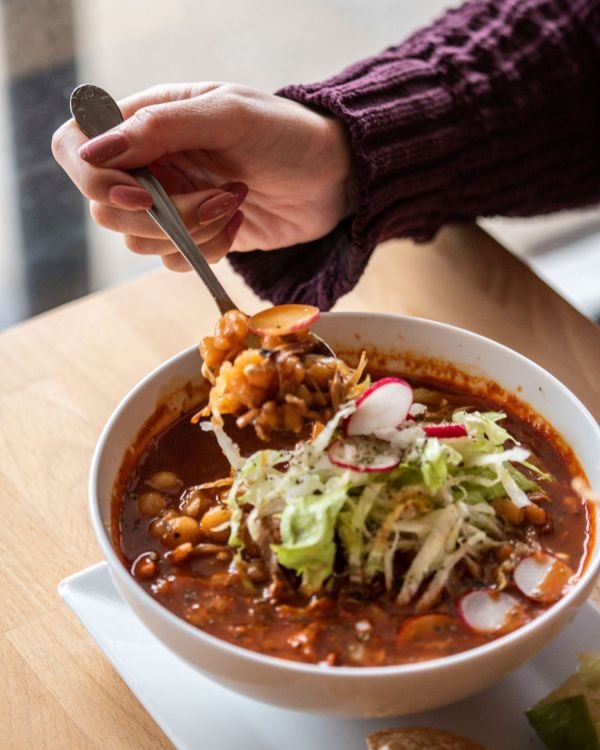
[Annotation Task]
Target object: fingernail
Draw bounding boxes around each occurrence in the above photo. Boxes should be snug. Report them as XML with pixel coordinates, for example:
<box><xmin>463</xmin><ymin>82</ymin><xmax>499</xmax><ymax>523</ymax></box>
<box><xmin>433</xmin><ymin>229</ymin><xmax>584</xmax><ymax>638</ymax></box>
<box><xmin>109</xmin><ymin>185</ymin><xmax>153</xmax><ymax>210</ymax></box>
<box><xmin>226</xmin><ymin>210</ymin><xmax>243</xmax><ymax>240</ymax></box>
<box><xmin>220</xmin><ymin>181</ymin><xmax>249</xmax><ymax>201</ymax></box>
<box><xmin>197</xmin><ymin>193</ymin><xmax>237</xmax><ymax>224</ymax></box>
<box><xmin>80</xmin><ymin>131</ymin><xmax>129</xmax><ymax>163</ymax></box>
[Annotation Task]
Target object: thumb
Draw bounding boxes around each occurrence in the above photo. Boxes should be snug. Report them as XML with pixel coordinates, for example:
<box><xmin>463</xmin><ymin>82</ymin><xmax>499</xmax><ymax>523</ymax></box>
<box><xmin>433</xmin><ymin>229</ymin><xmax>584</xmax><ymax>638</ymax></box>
<box><xmin>79</xmin><ymin>90</ymin><xmax>234</xmax><ymax>169</ymax></box>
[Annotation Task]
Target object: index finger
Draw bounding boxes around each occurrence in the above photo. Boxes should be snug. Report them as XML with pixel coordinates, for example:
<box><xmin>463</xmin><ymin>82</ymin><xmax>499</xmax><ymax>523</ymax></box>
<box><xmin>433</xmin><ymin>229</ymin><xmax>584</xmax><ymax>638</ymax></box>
<box><xmin>117</xmin><ymin>82</ymin><xmax>222</xmax><ymax>118</ymax></box>
<box><xmin>51</xmin><ymin>117</ymin><xmax>144</xmax><ymax>201</ymax></box>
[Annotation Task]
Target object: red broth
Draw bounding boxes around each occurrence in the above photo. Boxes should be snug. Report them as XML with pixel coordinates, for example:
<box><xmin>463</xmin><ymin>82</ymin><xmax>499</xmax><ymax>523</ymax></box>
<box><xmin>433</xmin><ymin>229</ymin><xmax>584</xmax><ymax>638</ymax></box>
<box><xmin>112</xmin><ymin>374</ymin><xmax>593</xmax><ymax>667</ymax></box>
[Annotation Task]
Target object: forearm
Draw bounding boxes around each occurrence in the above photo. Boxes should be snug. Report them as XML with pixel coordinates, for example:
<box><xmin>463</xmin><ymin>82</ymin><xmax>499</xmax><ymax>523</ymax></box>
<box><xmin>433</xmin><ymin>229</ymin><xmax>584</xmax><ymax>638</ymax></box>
<box><xmin>328</xmin><ymin>0</ymin><xmax>600</xmax><ymax>235</ymax></box>
<box><xmin>230</xmin><ymin>0</ymin><xmax>600</xmax><ymax>309</ymax></box>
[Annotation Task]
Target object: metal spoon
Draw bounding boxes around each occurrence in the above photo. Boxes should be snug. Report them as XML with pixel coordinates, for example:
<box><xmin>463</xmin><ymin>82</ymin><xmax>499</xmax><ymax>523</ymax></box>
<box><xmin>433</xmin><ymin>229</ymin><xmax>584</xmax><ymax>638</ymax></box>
<box><xmin>70</xmin><ymin>84</ymin><xmax>335</xmax><ymax>355</ymax></box>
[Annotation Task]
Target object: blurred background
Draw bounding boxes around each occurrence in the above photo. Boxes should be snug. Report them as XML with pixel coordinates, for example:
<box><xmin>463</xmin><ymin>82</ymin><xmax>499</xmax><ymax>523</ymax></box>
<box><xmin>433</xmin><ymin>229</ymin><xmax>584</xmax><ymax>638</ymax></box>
<box><xmin>0</xmin><ymin>0</ymin><xmax>599</xmax><ymax>331</ymax></box>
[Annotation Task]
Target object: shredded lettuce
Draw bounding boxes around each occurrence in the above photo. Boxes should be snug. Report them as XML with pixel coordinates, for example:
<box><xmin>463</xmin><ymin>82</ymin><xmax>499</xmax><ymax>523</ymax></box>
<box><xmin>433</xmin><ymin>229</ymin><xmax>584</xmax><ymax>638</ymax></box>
<box><xmin>200</xmin><ymin>420</ymin><xmax>245</xmax><ymax>470</ymax></box>
<box><xmin>421</xmin><ymin>438</ymin><xmax>463</xmax><ymax>492</ymax></box>
<box><xmin>273</xmin><ymin>486</ymin><xmax>347</xmax><ymax>593</ymax></box>
<box><xmin>453</xmin><ymin>410</ymin><xmax>515</xmax><ymax>448</ymax></box>
<box><xmin>397</xmin><ymin>504</ymin><xmax>463</xmax><ymax>604</ymax></box>
<box><xmin>216</xmin><ymin>403</ymin><xmax>545</xmax><ymax>599</ymax></box>
<box><xmin>338</xmin><ymin>483</ymin><xmax>381</xmax><ymax>583</ymax></box>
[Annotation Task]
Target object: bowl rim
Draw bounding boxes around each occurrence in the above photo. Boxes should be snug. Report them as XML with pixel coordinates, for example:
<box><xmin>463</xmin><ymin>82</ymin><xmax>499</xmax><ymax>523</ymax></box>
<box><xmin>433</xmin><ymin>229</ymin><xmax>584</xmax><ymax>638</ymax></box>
<box><xmin>89</xmin><ymin>312</ymin><xmax>600</xmax><ymax>678</ymax></box>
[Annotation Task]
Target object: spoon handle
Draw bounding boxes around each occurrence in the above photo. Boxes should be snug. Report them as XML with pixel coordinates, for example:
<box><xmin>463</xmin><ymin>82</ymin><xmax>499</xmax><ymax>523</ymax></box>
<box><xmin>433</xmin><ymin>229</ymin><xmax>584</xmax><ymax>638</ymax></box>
<box><xmin>70</xmin><ymin>84</ymin><xmax>238</xmax><ymax>315</ymax></box>
<box><xmin>133</xmin><ymin>166</ymin><xmax>238</xmax><ymax>313</ymax></box>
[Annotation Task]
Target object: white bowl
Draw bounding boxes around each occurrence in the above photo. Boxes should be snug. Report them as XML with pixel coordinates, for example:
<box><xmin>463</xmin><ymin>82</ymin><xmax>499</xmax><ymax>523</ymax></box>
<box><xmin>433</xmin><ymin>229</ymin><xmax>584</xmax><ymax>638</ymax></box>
<box><xmin>89</xmin><ymin>313</ymin><xmax>600</xmax><ymax>717</ymax></box>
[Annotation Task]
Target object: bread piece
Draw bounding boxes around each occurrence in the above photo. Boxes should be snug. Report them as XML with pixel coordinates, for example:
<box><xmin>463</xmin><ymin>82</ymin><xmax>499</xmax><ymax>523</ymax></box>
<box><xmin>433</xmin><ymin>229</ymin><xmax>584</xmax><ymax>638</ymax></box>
<box><xmin>366</xmin><ymin>726</ymin><xmax>486</xmax><ymax>750</ymax></box>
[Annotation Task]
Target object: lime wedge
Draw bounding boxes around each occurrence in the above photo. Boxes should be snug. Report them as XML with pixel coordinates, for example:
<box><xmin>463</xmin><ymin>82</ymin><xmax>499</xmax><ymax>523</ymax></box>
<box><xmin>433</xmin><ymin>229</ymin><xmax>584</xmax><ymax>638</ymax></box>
<box><xmin>526</xmin><ymin>694</ymin><xmax>600</xmax><ymax>750</ymax></box>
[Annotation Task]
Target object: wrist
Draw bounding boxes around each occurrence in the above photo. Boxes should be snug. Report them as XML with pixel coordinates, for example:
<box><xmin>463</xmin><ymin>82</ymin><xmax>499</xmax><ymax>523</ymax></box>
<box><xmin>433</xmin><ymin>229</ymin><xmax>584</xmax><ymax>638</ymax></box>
<box><xmin>321</xmin><ymin>114</ymin><xmax>356</xmax><ymax>218</ymax></box>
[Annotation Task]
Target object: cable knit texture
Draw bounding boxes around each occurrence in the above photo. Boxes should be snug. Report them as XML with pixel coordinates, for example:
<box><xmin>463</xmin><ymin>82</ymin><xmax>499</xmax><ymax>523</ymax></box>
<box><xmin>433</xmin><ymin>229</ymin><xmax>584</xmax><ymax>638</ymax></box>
<box><xmin>229</xmin><ymin>0</ymin><xmax>600</xmax><ymax>310</ymax></box>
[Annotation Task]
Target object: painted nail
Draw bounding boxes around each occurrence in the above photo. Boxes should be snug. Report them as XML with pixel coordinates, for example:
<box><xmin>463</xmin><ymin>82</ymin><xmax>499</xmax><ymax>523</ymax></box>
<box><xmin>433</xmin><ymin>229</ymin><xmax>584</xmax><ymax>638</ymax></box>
<box><xmin>80</xmin><ymin>131</ymin><xmax>129</xmax><ymax>163</ymax></box>
<box><xmin>109</xmin><ymin>185</ymin><xmax>153</xmax><ymax>210</ymax></box>
<box><xmin>226</xmin><ymin>210</ymin><xmax>244</xmax><ymax>240</ymax></box>
<box><xmin>220</xmin><ymin>181</ymin><xmax>249</xmax><ymax>201</ymax></box>
<box><xmin>197</xmin><ymin>192</ymin><xmax>238</xmax><ymax>224</ymax></box>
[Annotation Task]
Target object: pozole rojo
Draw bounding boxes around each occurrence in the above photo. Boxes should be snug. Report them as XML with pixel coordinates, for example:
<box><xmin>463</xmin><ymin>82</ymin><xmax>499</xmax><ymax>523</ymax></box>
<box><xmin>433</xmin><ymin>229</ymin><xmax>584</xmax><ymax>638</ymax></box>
<box><xmin>112</xmin><ymin>307</ymin><xmax>595</xmax><ymax>667</ymax></box>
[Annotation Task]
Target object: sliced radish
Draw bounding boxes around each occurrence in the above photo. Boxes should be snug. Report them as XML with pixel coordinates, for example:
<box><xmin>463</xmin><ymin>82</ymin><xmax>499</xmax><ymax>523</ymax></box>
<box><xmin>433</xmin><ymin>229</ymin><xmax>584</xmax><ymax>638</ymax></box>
<box><xmin>459</xmin><ymin>589</ymin><xmax>529</xmax><ymax>635</ymax></box>
<box><xmin>248</xmin><ymin>304</ymin><xmax>320</xmax><ymax>337</ymax></box>
<box><xmin>345</xmin><ymin>377</ymin><xmax>413</xmax><ymax>437</ymax></box>
<box><xmin>422</xmin><ymin>424</ymin><xmax>468</xmax><ymax>439</ymax></box>
<box><xmin>408</xmin><ymin>403</ymin><xmax>427</xmax><ymax>417</ymax></box>
<box><xmin>328</xmin><ymin>436</ymin><xmax>400</xmax><ymax>473</ymax></box>
<box><xmin>514</xmin><ymin>552</ymin><xmax>574</xmax><ymax>603</ymax></box>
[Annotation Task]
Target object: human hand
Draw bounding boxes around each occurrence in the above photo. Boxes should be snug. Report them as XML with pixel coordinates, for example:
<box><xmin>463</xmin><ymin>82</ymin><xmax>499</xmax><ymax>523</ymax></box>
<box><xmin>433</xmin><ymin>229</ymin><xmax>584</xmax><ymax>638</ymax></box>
<box><xmin>52</xmin><ymin>83</ymin><xmax>353</xmax><ymax>271</ymax></box>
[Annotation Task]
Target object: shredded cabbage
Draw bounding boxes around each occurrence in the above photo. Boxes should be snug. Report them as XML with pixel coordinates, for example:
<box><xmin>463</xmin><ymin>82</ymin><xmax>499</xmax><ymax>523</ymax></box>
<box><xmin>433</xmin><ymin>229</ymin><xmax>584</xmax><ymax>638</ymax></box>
<box><xmin>216</xmin><ymin>404</ymin><xmax>546</xmax><ymax>600</ymax></box>
<box><xmin>200</xmin><ymin>420</ymin><xmax>245</xmax><ymax>470</ymax></box>
<box><xmin>272</xmin><ymin>485</ymin><xmax>348</xmax><ymax>593</ymax></box>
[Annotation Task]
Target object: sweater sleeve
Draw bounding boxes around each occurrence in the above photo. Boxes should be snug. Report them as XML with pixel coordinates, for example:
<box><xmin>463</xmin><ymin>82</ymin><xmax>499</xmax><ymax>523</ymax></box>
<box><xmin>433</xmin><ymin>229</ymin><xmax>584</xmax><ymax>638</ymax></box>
<box><xmin>229</xmin><ymin>0</ymin><xmax>600</xmax><ymax>310</ymax></box>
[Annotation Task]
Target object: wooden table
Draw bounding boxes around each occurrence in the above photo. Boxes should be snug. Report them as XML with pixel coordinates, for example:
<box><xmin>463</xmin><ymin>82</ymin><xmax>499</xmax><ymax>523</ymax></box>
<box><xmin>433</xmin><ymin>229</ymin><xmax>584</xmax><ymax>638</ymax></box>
<box><xmin>2</xmin><ymin>224</ymin><xmax>599</xmax><ymax>749</ymax></box>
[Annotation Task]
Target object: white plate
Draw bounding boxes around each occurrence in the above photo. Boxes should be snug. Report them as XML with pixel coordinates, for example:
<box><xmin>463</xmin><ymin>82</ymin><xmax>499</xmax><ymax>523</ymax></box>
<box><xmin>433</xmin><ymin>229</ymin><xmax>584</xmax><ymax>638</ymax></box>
<box><xmin>60</xmin><ymin>562</ymin><xmax>600</xmax><ymax>750</ymax></box>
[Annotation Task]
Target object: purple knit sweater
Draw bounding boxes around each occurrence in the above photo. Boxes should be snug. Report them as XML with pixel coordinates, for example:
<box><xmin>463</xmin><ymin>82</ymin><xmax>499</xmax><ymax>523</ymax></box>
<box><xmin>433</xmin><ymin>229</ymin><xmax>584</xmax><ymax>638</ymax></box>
<box><xmin>229</xmin><ymin>0</ymin><xmax>600</xmax><ymax>310</ymax></box>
